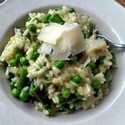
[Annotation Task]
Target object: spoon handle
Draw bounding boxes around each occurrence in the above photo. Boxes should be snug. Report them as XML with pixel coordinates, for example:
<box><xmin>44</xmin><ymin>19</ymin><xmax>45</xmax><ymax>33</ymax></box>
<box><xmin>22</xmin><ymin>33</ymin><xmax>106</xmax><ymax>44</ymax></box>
<box><xmin>96</xmin><ymin>34</ymin><xmax>125</xmax><ymax>51</ymax></box>
<box><xmin>109</xmin><ymin>42</ymin><xmax>125</xmax><ymax>50</ymax></box>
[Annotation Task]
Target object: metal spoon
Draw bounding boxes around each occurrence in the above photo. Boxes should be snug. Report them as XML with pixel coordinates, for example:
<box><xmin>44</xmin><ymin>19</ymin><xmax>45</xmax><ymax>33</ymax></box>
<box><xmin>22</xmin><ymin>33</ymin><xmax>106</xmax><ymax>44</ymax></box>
<box><xmin>96</xmin><ymin>34</ymin><xmax>125</xmax><ymax>50</ymax></box>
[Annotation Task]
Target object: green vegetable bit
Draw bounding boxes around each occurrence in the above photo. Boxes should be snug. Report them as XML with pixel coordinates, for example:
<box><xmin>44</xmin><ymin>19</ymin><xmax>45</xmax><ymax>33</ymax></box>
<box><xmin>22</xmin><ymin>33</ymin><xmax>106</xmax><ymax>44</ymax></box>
<box><xmin>75</xmin><ymin>92</ymin><xmax>83</xmax><ymax>100</ymax></box>
<box><xmin>30</xmin><ymin>51</ymin><xmax>39</xmax><ymax>61</ymax></box>
<box><xmin>72</xmin><ymin>75</ymin><xmax>82</xmax><ymax>84</ymax></box>
<box><xmin>20</xmin><ymin>57</ymin><xmax>28</xmax><ymax>65</ymax></box>
<box><xmin>69</xmin><ymin>8</ymin><xmax>75</xmax><ymax>13</ymax></box>
<box><xmin>14</xmin><ymin>47</ymin><xmax>22</xmax><ymax>53</ymax></box>
<box><xmin>57</xmin><ymin>94</ymin><xmax>65</xmax><ymax>103</ymax></box>
<box><xmin>27</xmin><ymin>24</ymin><xmax>36</xmax><ymax>31</ymax></box>
<box><xmin>70</xmin><ymin>56</ymin><xmax>77</xmax><ymax>64</ymax></box>
<box><xmin>30</xmin><ymin>45</ymin><xmax>39</xmax><ymax>61</ymax></box>
<box><xmin>27</xmin><ymin>17</ymin><xmax>31</xmax><ymax>21</ymax></box>
<box><xmin>83</xmin><ymin>22</ymin><xmax>95</xmax><ymax>38</ymax></box>
<box><xmin>92</xmin><ymin>68</ymin><xmax>99</xmax><ymax>75</ymax></box>
<box><xmin>55</xmin><ymin>60</ymin><xmax>65</xmax><ymax>69</ymax></box>
<box><xmin>29</xmin><ymin>82</ymin><xmax>35</xmax><ymax>97</ymax></box>
<box><xmin>0</xmin><ymin>56</ymin><xmax>6</xmax><ymax>66</ymax></box>
<box><xmin>109</xmin><ymin>49</ymin><xmax>116</xmax><ymax>65</ymax></box>
<box><xmin>62</xmin><ymin>89</ymin><xmax>71</xmax><ymax>98</ymax></box>
<box><xmin>43</xmin><ymin>82</ymin><xmax>50</xmax><ymax>88</ymax></box>
<box><xmin>17</xmin><ymin>66</ymin><xmax>28</xmax><ymax>90</ymax></box>
<box><xmin>45</xmin><ymin>13</ymin><xmax>52</xmax><ymax>20</ymax></box>
<box><xmin>102</xmin><ymin>70</ymin><xmax>110</xmax><ymax>88</ymax></box>
<box><xmin>111</xmin><ymin>58</ymin><xmax>116</xmax><ymax>65</ymax></box>
<box><xmin>49</xmin><ymin>14</ymin><xmax>65</xmax><ymax>25</ymax></box>
<box><xmin>42</xmin><ymin>13</ymin><xmax>52</xmax><ymax>24</ymax></box>
<box><xmin>39</xmin><ymin>64</ymin><xmax>44</xmax><ymax>69</ymax></box>
<box><xmin>19</xmin><ymin>90</ymin><xmax>29</xmax><ymax>101</ymax></box>
<box><xmin>42</xmin><ymin>19</ymin><xmax>49</xmax><ymax>24</ymax></box>
<box><xmin>47</xmin><ymin>108</ymin><xmax>55</xmax><ymax>116</ymax></box>
<box><xmin>29</xmin><ymin>84</ymin><xmax>49</xmax><ymax>105</ymax></box>
<box><xmin>92</xmin><ymin>80</ymin><xmax>101</xmax><ymax>89</ymax></box>
<box><xmin>11</xmin><ymin>88</ymin><xmax>20</xmax><ymax>98</ymax></box>
<box><xmin>15</xmin><ymin>54</ymin><xmax>23</xmax><ymax>61</ymax></box>
<box><xmin>88</xmin><ymin>60</ymin><xmax>96</xmax><ymax>70</ymax></box>
<box><xmin>9</xmin><ymin>59</ymin><xmax>18</xmax><ymax>67</ymax></box>
<box><xmin>64</xmin><ymin>107</ymin><xmax>75</xmax><ymax>114</ymax></box>
<box><xmin>97</xmin><ymin>56</ymin><xmax>105</xmax><ymax>64</ymax></box>
<box><xmin>32</xmin><ymin>45</ymin><xmax>38</xmax><ymax>51</ymax></box>
<box><xmin>29</xmin><ymin>33</ymin><xmax>37</xmax><ymax>41</ymax></box>
<box><xmin>10</xmin><ymin>81</ymin><xmax>16</xmax><ymax>90</ymax></box>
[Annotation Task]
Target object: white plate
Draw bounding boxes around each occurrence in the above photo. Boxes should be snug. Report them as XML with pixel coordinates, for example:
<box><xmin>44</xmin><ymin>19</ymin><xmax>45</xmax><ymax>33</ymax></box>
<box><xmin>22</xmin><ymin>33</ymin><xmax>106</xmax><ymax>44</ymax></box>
<box><xmin>0</xmin><ymin>0</ymin><xmax>125</xmax><ymax>125</ymax></box>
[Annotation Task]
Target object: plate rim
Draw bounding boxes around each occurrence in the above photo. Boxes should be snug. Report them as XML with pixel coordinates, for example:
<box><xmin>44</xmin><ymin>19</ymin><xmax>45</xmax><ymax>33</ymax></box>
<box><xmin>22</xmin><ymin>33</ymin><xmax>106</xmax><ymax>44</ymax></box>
<box><xmin>0</xmin><ymin>0</ymin><xmax>125</xmax><ymax>125</ymax></box>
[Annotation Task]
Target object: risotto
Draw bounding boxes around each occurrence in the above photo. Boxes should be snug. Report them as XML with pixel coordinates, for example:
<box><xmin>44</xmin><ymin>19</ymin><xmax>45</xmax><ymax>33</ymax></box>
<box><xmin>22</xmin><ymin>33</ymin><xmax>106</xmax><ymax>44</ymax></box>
<box><xmin>0</xmin><ymin>6</ymin><xmax>116</xmax><ymax>116</ymax></box>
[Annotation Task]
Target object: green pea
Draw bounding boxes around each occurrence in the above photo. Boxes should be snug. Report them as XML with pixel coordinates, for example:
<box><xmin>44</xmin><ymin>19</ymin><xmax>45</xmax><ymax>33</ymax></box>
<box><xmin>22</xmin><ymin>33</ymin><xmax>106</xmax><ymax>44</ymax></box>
<box><xmin>72</xmin><ymin>75</ymin><xmax>82</xmax><ymax>84</ymax></box>
<box><xmin>69</xmin><ymin>8</ymin><xmax>75</xmax><ymax>13</ymax></box>
<box><xmin>14</xmin><ymin>47</ymin><xmax>22</xmax><ymax>53</ymax></box>
<box><xmin>30</xmin><ymin>51</ymin><xmax>39</xmax><ymax>61</ymax></box>
<box><xmin>88</xmin><ymin>60</ymin><xmax>96</xmax><ymax>70</ymax></box>
<box><xmin>62</xmin><ymin>89</ymin><xmax>71</xmax><ymax>98</ymax></box>
<box><xmin>11</xmin><ymin>88</ymin><xmax>20</xmax><ymax>98</ymax></box>
<box><xmin>9</xmin><ymin>59</ymin><xmax>18</xmax><ymax>67</ymax></box>
<box><xmin>55</xmin><ymin>60</ymin><xmax>65</xmax><ymax>69</ymax></box>
<box><xmin>32</xmin><ymin>45</ymin><xmax>38</xmax><ymax>52</ymax></box>
<box><xmin>42</xmin><ymin>14</ymin><xmax>52</xmax><ymax>24</ymax></box>
<box><xmin>15</xmin><ymin>54</ymin><xmax>23</xmax><ymax>61</ymax></box>
<box><xmin>19</xmin><ymin>90</ymin><xmax>29</xmax><ymax>101</ymax></box>
<box><xmin>70</xmin><ymin>56</ymin><xmax>77</xmax><ymax>64</ymax></box>
<box><xmin>10</xmin><ymin>81</ymin><xmax>15</xmax><ymax>90</ymax></box>
<box><xmin>27</xmin><ymin>24</ymin><xmax>36</xmax><ymax>31</ymax></box>
<box><xmin>92</xmin><ymin>68</ymin><xmax>99</xmax><ymax>75</ymax></box>
<box><xmin>57</xmin><ymin>94</ymin><xmax>65</xmax><ymax>103</ymax></box>
<box><xmin>20</xmin><ymin>57</ymin><xmax>28</xmax><ymax>65</ymax></box>
<box><xmin>92</xmin><ymin>80</ymin><xmax>101</xmax><ymax>89</ymax></box>
<box><xmin>47</xmin><ymin>108</ymin><xmax>55</xmax><ymax>116</ymax></box>
<box><xmin>49</xmin><ymin>14</ymin><xmax>65</xmax><ymax>25</ymax></box>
